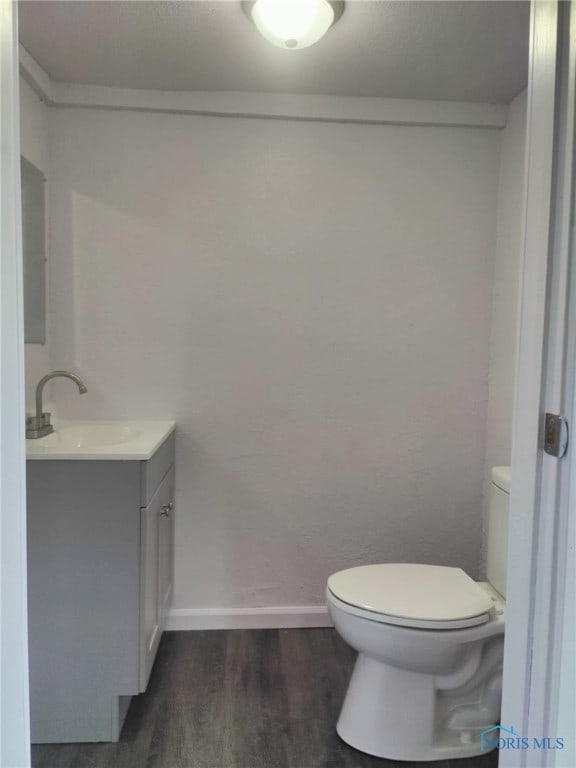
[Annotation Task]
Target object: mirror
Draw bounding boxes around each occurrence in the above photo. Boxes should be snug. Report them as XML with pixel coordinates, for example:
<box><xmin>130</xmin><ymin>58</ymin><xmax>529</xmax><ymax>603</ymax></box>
<box><xmin>21</xmin><ymin>156</ymin><xmax>46</xmax><ymax>344</ymax></box>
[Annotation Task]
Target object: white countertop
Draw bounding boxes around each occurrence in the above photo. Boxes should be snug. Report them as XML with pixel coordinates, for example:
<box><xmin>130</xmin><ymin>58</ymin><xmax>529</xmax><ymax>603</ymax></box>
<box><xmin>26</xmin><ymin>420</ymin><xmax>176</xmax><ymax>460</ymax></box>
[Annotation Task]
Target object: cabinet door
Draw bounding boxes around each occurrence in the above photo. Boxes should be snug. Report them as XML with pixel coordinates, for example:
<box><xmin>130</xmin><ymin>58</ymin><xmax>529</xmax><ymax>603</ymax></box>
<box><xmin>158</xmin><ymin>477</ymin><xmax>174</xmax><ymax>633</ymax></box>
<box><xmin>140</xmin><ymin>467</ymin><xmax>174</xmax><ymax>691</ymax></box>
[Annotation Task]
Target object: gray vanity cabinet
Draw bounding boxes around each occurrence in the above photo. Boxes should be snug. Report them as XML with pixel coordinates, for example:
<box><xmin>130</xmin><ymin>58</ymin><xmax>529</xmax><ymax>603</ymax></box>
<box><xmin>27</xmin><ymin>432</ymin><xmax>175</xmax><ymax>743</ymax></box>
<box><xmin>140</xmin><ymin>468</ymin><xmax>174</xmax><ymax>690</ymax></box>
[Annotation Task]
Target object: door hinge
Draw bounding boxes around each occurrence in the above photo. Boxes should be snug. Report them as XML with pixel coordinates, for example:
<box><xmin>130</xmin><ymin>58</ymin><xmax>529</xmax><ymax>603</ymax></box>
<box><xmin>544</xmin><ymin>413</ymin><xmax>569</xmax><ymax>458</ymax></box>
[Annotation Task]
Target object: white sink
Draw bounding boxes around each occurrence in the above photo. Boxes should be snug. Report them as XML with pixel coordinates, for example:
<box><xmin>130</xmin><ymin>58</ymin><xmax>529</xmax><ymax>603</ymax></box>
<box><xmin>38</xmin><ymin>424</ymin><xmax>142</xmax><ymax>449</ymax></box>
<box><xmin>26</xmin><ymin>420</ymin><xmax>175</xmax><ymax>460</ymax></box>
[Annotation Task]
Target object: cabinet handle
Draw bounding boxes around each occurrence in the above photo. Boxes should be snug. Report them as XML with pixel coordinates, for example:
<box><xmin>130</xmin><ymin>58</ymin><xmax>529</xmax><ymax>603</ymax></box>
<box><xmin>160</xmin><ymin>502</ymin><xmax>173</xmax><ymax>518</ymax></box>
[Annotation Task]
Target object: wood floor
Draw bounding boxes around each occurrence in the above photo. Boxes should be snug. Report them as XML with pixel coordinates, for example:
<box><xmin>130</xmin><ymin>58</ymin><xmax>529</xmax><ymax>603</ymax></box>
<box><xmin>32</xmin><ymin>629</ymin><xmax>499</xmax><ymax>768</ymax></box>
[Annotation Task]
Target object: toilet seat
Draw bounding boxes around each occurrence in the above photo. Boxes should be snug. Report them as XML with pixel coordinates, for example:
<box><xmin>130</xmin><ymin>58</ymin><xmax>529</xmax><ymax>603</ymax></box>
<box><xmin>327</xmin><ymin>564</ymin><xmax>495</xmax><ymax>630</ymax></box>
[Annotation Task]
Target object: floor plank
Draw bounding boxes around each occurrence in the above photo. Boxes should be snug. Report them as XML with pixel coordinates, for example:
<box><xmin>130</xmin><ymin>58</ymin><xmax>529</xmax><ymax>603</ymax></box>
<box><xmin>32</xmin><ymin>629</ymin><xmax>499</xmax><ymax>768</ymax></box>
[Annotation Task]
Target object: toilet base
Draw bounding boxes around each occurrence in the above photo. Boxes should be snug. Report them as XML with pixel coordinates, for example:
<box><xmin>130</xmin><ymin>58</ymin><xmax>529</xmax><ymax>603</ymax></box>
<box><xmin>337</xmin><ymin>653</ymin><xmax>496</xmax><ymax>762</ymax></box>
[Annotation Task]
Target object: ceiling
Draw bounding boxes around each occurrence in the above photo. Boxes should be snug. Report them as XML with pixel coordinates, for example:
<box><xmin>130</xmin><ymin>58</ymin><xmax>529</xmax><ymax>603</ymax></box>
<box><xmin>18</xmin><ymin>1</ymin><xmax>529</xmax><ymax>103</ymax></box>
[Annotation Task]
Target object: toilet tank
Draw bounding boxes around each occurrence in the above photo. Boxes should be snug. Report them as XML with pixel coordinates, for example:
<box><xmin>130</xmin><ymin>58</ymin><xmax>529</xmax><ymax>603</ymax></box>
<box><xmin>486</xmin><ymin>466</ymin><xmax>511</xmax><ymax>598</ymax></box>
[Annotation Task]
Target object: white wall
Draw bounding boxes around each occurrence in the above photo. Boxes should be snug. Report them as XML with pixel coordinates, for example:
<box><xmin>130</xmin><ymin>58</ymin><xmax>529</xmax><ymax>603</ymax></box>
<box><xmin>46</xmin><ymin>107</ymin><xmax>500</xmax><ymax>614</ymax></box>
<box><xmin>484</xmin><ymin>90</ymin><xmax>527</xmax><ymax>471</ymax></box>
<box><xmin>20</xmin><ymin>77</ymin><xmax>51</xmax><ymax>411</ymax></box>
<box><xmin>482</xmin><ymin>90</ymin><xmax>526</xmax><ymax>573</ymax></box>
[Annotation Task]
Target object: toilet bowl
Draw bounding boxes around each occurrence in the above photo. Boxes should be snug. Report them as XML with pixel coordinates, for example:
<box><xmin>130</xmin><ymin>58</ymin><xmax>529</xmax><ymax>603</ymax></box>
<box><xmin>326</xmin><ymin>466</ymin><xmax>510</xmax><ymax>762</ymax></box>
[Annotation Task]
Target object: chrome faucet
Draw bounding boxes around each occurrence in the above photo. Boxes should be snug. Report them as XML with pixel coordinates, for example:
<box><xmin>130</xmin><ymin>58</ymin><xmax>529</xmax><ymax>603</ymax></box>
<box><xmin>26</xmin><ymin>371</ymin><xmax>88</xmax><ymax>439</ymax></box>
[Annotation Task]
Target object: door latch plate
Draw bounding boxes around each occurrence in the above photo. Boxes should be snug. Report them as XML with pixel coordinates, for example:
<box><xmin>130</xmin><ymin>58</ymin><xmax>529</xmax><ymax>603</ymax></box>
<box><xmin>544</xmin><ymin>413</ymin><xmax>569</xmax><ymax>458</ymax></box>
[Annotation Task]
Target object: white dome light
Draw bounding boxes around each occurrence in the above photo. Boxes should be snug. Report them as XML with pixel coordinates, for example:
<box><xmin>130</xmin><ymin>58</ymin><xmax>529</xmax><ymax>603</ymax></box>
<box><xmin>250</xmin><ymin>0</ymin><xmax>339</xmax><ymax>50</ymax></box>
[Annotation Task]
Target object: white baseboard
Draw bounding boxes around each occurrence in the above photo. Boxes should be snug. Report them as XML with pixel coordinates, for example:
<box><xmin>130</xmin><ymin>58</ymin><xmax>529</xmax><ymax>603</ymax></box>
<box><xmin>166</xmin><ymin>605</ymin><xmax>333</xmax><ymax>631</ymax></box>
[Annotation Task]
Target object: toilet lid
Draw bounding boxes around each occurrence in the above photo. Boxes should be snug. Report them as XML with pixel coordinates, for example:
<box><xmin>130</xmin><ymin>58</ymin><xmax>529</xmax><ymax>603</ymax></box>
<box><xmin>327</xmin><ymin>564</ymin><xmax>494</xmax><ymax>629</ymax></box>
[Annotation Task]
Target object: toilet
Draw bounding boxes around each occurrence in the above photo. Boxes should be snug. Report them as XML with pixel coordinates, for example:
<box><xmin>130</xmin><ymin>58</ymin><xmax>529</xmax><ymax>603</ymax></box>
<box><xmin>326</xmin><ymin>466</ymin><xmax>510</xmax><ymax>762</ymax></box>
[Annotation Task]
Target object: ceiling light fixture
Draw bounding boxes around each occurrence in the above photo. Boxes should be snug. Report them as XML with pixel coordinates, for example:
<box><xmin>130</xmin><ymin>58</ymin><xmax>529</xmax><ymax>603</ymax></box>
<box><xmin>243</xmin><ymin>0</ymin><xmax>344</xmax><ymax>50</ymax></box>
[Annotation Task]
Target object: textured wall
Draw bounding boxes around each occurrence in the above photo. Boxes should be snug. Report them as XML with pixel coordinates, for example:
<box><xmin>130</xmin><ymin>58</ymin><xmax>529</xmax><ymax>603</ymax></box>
<box><xmin>484</xmin><ymin>90</ymin><xmax>527</xmax><ymax>470</ymax></box>
<box><xmin>46</xmin><ymin>107</ymin><xmax>500</xmax><ymax>610</ymax></box>
<box><xmin>481</xmin><ymin>90</ymin><xmax>526</xmax><ymax>574</ymax></box>
<box><xmin>20</xmin><ymin>77</ymin><xmax>51</xmax><ymax>411</ymax></box>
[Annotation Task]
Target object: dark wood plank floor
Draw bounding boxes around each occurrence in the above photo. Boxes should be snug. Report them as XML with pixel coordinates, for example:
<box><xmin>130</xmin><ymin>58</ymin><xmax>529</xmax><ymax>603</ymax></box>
<box><xmin>32</xmin><ymin>629</ymin><xmax>499</xmax><ymax>768</ymax></box>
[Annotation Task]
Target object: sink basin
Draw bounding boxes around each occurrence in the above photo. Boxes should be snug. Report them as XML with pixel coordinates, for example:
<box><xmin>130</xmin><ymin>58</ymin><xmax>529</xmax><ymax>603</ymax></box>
<box><xmin>39</xmin><ymin>424</ymin><xmax>142</xmax><ymax>449</ymax></box>
<box><xmin>26</xmin><ymin>420</ymin><xmax>175</xmax><ymax>460</ymax></box>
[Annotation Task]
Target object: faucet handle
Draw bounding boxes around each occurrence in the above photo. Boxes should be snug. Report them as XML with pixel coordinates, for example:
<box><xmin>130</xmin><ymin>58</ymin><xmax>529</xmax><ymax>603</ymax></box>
<box><xmin>27</xmin><ymin>412</ymin><xmax>50</xmax><ymax>426</ymax></box>
<box><xmin>26</xmin><ymin>412</ymin><xmax>54</xmax><ymax>439</ymax></box>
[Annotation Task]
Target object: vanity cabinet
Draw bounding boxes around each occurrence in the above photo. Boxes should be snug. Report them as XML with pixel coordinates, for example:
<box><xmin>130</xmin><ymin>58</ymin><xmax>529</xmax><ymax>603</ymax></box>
<box><xmin>27</xmin><ymin>430</ymin><xmax>175</xmax><ymax>743</ymax></box>
<box><xmin>141</xmin><ymin>462</ymin><xmax>174</xmax><ymax>689</ymax></box>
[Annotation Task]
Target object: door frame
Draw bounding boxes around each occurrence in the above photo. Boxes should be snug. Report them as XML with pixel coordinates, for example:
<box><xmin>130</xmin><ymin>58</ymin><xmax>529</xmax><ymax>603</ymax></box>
<box><xmin>500</xmin><ymin>1</ymin><xmax>576</xmax><ymax>766</ymax></box>
<box><xmin>0</xmin><ymin>1</ymin><xmax>31</xmax><ymax>766</ymax></box>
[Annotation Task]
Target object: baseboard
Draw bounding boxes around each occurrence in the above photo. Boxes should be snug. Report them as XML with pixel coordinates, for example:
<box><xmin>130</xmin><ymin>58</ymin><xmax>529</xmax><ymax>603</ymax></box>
<box><xmin>166</xmin><ymin>605</ymin><xmax>333</xmax><ymax>631</ymax></box>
